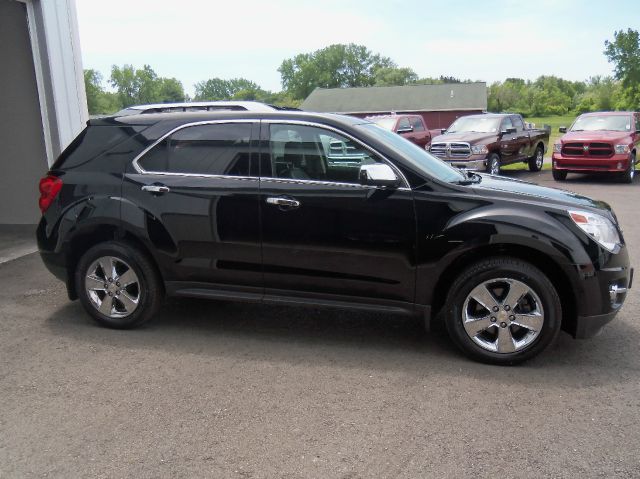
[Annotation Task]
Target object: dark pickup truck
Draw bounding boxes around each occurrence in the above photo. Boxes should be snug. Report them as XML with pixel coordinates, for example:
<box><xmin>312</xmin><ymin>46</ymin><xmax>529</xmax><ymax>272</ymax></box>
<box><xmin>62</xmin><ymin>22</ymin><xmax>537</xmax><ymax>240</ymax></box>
<box><xmin>429</xmin><ymin>113</ymin><xmax>550</xmax><ymax>174</ymax></box>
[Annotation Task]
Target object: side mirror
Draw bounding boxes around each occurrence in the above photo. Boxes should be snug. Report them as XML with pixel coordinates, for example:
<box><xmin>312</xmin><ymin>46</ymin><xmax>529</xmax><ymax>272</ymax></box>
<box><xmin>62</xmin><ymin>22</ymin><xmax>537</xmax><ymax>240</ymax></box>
<box><xmin>359</xmin><ymin>163</ymin><xmax>400</xmax><ymax>188</ymax></box>
<box><xmin>559</xmin><ymin>126</ymin><xmax>567</xmax><ymax>133</ymax></box>
<box><xmin>501</xmin><ymin>127</ymin><xmax>516</xmax><ymax>135</ymax></box>
<box><xmin>397</xmin><ymin>126</ymin><xmax>414</xmax><ymax>134</ymax></box>
<box><xmin>440</xmin><ymin>128</ymin><xmax>447</xmax><ymax>135</ymax></box>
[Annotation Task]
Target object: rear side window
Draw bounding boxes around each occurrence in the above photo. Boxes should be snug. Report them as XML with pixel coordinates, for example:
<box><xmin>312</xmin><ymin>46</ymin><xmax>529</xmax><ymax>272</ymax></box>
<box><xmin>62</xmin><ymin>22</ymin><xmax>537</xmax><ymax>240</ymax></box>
<box><xmin>138</xmin><ymin>123</ymin><xmax>252</xmax><ymax>176</ymax></box>
<box><xmin>53</xmin><ymin>126</ymin><xmax>140</xmax><ymax>170</ymax></box>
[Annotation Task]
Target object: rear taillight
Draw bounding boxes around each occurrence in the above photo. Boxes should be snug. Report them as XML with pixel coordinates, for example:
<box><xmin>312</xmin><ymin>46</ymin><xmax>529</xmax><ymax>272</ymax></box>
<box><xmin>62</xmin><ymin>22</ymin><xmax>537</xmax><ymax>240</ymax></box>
<box><xmin>38</xmin><ymin>175</ymin><xmax>63</xmax><ymax>214</ymax></box>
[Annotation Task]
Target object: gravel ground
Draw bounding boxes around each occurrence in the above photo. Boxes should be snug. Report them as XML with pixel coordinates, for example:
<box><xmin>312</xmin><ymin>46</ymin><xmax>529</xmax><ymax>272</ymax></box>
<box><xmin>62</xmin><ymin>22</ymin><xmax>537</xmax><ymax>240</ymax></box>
<box><xmin>1</xmin><ymin>171</ymin><xmax>639</xmax><ymax>478</ymax></box>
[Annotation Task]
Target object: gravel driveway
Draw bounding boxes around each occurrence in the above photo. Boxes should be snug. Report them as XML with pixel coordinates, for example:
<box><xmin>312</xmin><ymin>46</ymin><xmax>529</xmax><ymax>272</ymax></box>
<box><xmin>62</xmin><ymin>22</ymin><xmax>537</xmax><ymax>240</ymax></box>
<box><xmin>1</xmin><ymin>171</ymin><xmax>638</xmax><ymax>478</ymax></box>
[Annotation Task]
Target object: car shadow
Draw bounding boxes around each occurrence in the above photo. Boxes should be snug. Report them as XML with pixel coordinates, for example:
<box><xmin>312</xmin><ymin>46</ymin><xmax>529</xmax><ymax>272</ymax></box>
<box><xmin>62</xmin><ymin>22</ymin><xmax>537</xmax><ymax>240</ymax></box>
<box><xmin>46</xmin><ymin>297</ymin><xmax>640</xmax><ymax>388</ymax></box>
<box><xmin>500</xmin><ymin>169</ymin><xmax>637</xmax><ymax>185</ymax></box>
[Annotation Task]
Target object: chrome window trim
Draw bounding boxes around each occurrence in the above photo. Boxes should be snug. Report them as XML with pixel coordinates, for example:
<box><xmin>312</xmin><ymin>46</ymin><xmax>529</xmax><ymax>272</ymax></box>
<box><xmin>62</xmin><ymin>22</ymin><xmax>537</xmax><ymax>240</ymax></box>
<box><xmin>260</xmin><ymin>119</ymin><xmax>411</xmax><ymax>189</ymax></box>
<box><xmin>131</xmin><ymin>119</ymin><xmax>256</xmax><ymax>175</ymax></box>
<box><xmin>131</xmin><ymin>118</ymin><xmax>411</xmax><ymax>190</ymax></box>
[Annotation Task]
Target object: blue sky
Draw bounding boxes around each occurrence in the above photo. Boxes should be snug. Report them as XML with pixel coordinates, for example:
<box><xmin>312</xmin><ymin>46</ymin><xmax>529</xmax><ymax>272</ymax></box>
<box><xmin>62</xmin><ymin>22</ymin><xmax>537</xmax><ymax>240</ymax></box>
<box><xmin>76</xmin><ymin>0</ymin><xmax>639</xmax><ymax>96</ymax></box>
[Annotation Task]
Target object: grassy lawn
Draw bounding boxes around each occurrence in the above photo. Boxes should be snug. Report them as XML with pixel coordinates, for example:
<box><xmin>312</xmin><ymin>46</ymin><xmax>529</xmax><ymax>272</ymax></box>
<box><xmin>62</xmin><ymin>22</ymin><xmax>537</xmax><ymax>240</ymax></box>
<box><xmin>501</xmin><ymin>115</ymin><xmax>576</xmax><ymax>171</ymax></box>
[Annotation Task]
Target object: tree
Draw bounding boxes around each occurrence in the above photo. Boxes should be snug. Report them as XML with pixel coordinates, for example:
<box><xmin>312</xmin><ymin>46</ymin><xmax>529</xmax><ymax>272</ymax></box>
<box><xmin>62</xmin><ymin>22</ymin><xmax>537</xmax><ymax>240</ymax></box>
<box><xmin>84</xmin><ymin>69</ymin><xmax>122</xmax><ymax>115</ymax></box>
<box><xmin>278</xmin><ymin>43</ymin><xmax>396</xmax><ymax>99</ymax></box>
<box><xmin>604</xmin><ymin>29</ymin><xmax>640</xmax><ymax>88</ymax></box>
<box><xmin>372</xmin><ymin>67</ymin><xmax>418</xmax><ymax>86</ymax></box>
<box><xmin>84</xmin><ymin>69</ymin><xmax>104</xmax><ymax>114</ymax></box>
<box><xmin>109</xmin><ymin>64</ymin><xmax>185</xmax><ymax>107</ymax></box>
<box><xmin>193</xmin><ymin>77</ymin><xmax>261</xmax><ymax>101</ymax></box>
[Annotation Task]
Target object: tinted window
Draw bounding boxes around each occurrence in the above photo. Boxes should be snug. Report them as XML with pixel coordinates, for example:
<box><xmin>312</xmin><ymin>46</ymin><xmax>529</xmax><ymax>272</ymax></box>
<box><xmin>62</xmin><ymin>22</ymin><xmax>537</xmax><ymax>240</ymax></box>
<box><xmin>411</xmin><ymin>117</ymin><xmax>425</xmax><ymax>131</ymax></box>
<box><xmin>53</xmin><ymin>126</ymin><xmax>140</xmax><ymax>170</ymax></box>
<box><xmin>267</xmin><ymin>124</ymin><xmax>382</xmax><ymax>184</ymax></box>
<box><xmin>501</xmin><ymin>117</ymin><xmax>514</xmax><ymax>131</ymax></box>
<box><xmin>511</xmin><ymin>116</ymin><xmax>524</xmax><ymax>131</ymax></box>
<box><xmin>397</xmin><ymin>118</ymin><xmax>411</xmax><ymax>131</ymax></box>
<box><xmin>139</xmin><ymin>123</ymin><xmax>252</xmax><ymax>176</ymax></box>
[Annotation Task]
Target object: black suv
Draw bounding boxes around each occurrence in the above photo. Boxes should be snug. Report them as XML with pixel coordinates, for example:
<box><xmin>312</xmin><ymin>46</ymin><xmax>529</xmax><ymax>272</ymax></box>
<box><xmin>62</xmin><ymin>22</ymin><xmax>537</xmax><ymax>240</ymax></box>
<box><xmin>37</xmin><ymin>111</ymin><xmax>632</xmax><ymax>364</ymax></box>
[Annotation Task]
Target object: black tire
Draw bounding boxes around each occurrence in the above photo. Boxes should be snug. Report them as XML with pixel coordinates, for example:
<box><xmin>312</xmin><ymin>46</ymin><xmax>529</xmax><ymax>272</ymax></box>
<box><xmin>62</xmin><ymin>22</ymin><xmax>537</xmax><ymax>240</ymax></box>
<box><xmin>444</xmin><ymin>257</ymin><xmax>561</xmax><ymax>365</ymax></box>
<box><xmin>619</xmin><ymin>153</ymin><xmax>635</xmax><ymax>184</ymax></box>
<box><xmin>528</xmin><ymin>145</ymin><xmax>544</xmax><ymax>172</ymax></box>
<box><xmin>486</xmin><ymin>153</ymin><xmax>500</xmax><ymax>175</ymax></box>
<box><xmin>75</xmin><ymin>241</ymin><xmax>163</xmax><ymax>329</ymax></box>
<box><xmin>552</xmin><ymin>169</ymin><xmax>567</xmax><ymax>181</ymax></box>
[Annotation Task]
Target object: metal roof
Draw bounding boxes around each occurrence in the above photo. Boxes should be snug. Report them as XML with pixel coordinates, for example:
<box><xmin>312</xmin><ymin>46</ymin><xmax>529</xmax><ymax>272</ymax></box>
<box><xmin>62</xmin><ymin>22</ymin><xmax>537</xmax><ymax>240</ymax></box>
<box><xmin>301</xmin><ymin>82</ymin><xmax>487</xmax><ymax>113</ymax></box>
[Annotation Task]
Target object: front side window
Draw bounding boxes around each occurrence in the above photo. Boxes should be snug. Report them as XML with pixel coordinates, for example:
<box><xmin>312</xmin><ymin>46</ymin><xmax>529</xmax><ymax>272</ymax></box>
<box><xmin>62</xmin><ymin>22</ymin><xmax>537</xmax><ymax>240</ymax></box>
<box><xmin>511</xmin><ymin>116</ymin><xmax>524</xmax><ymax>131</ymax></box>
<box><xmin>501</xmin><ymin>117</ymin><xmax>514</xmax><ymax>132</ymax></box>
<box><xmin>397</xmin><ymin>117</ymin><xmax>411</xmax><ymax>132</ymax></box>
<box><xmin>138</xmin><ymin>123</ymin><xmax>252</xmax><ymax>176</ymax></box>
<box><xmin>411</xmin><ymin>117</ymin><xmax>425</xmax><ymax>131</ymax></box>
<box><xmin>266</xmin><ymin>124</ymin><xmax>383</xmax><ymax>184</ymax></box>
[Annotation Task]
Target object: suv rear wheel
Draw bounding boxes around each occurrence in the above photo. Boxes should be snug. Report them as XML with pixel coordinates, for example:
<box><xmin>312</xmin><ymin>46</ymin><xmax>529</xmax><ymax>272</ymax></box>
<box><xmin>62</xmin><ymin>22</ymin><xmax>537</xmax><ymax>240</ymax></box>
<box><xmin>444</xmin><ymin>257</ymin><xmax>561</xmax><ymax>365</ymax></box>
<box><xmin>75</xmin><ymin>241</ymin><xmax>163</xmax><ymax>329</ymax></box>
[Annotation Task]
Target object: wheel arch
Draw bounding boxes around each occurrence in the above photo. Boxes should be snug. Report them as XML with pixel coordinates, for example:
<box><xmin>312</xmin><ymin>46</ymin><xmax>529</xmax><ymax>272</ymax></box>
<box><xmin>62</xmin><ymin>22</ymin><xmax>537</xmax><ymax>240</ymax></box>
<box><xmin>63</xmin><ymin>224</ymin><xmax>161</xmax><ymax>300</ymax></box>
<box><xmin>429</xmin><ymin>243</ymin><xmax>577</xmax><ymax>335</ymax></box>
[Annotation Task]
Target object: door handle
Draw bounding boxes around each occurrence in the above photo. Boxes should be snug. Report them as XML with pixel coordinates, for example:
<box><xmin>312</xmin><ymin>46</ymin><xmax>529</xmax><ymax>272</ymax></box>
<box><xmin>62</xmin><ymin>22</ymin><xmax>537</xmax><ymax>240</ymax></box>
<box><xmin>141</xmin><ymin>184</ymin><xmax>170</xmax><ymax>194</ymax></box>
<box><xmin>265</xmin><ymin>196</ymin><xmax>301</xmax><ymax>209</ymax></box>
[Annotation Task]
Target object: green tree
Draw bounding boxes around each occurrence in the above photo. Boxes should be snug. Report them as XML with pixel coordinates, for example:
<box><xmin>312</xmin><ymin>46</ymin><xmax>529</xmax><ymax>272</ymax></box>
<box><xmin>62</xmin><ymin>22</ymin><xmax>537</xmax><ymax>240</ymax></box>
<box><xmin>84</xmin><ymin>69</ymin><xmax>122</xmax><ymax>115</ymax></box>
<box><xmin>109</xmin><ymin>64</ymin><xmax>185</xmax><ymax>107</ymax></box>
<box><xmin>372</xmin><ymin>67</ymin><xmax>418</xmax><ymax>86</ymax></box>
<box><xmin>278</xmin><ymin>43</ymin><xmax>396</xmax><ymax>99</ymax></box>
<box><xmin>84</xmin><ymin>69</ymin><xmax>104</xmax><ymax>114</ymax></box>
<box><xmin>604</xmin><ymin>28</ymin><xmax>640</xmax><ymax>88</ymax></box>
<box><xmin>193</xmin><ymin>77</ymin><xmax>261</xmax><ymax>101</ymax></box>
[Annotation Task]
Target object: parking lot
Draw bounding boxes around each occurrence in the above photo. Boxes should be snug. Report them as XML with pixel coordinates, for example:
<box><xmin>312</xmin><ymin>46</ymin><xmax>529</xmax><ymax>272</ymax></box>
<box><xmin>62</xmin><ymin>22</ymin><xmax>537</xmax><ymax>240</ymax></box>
<box><xmin>1</xmin><ymin>171</ymin><xmax>639</xmax><ymax>478</ymax></box>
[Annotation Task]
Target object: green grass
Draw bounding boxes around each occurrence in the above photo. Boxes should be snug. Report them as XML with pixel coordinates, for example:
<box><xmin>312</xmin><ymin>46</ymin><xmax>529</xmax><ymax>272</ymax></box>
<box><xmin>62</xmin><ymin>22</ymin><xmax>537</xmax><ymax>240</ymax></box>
<box><xmin>501</xmin><ymin>115</ymin><xmax>577</xmax><ymax>171</ymax></box>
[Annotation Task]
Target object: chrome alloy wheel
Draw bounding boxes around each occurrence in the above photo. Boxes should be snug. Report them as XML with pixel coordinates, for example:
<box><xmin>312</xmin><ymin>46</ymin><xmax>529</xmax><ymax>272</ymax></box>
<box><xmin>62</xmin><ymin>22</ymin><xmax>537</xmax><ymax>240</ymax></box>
<box><xmin>462</xmin><ymin>278</ymin><xmax>544</xmax><ymax>354</ymax></box>
<box><xmin>489</xmin><ymin>157</ymin><xmax>500</xmax><ymax>175</ymax></box>
<box><xmin>535</xmin><ymin>148</ymin><xmax>544</xmax><ymax>169</ymax></box>
<box><xmin>85</xmin><ymin>256</ymin><xmax>140</xmax><ymax>318</ymax></box>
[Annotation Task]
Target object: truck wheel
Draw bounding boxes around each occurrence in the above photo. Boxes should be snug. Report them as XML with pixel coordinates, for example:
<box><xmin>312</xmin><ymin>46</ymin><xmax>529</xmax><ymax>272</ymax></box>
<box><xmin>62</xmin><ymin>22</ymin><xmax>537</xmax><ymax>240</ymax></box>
<box><xmin>444</xmin><ymin>257</ymin><xmax>561</xmax><ymax>365</ymax></box>
<box><xmin>486</xmin><ymin>154</ymin><xmax>500</xmax><ymax>175</ymax></box>
<box><xmin>528</xmin><ymin>145</ymin><xmax>544</xmax><ymax>172</ymax></box>
<box><xmin>619</xmin><ymin>153</ymin><xmax>635</xmax><ymax>184</ymax></box>
<box><xmin>75</xmin><ymin>241</ymin><xmax>163</xmax><ymax>329</ymax></box>
<box><xmin>552</xmin><ymin>169</ymin><xmax>567</xmax><ymax>181</ymax></box>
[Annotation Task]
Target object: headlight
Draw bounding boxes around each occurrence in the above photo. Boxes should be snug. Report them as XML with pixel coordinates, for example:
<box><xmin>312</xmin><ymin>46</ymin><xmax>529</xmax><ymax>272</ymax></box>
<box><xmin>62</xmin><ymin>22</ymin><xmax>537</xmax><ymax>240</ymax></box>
<box><xmin>553</xmin><ymin>143</ymin><xmax>562</xmax><ymax>153</ymax></box>
<box><xmin>471</xmin><ymin>145</ymin><xmax>488</xmax><ymax>155</ymax></box>
<box><xmin>615</xmin><ymin>144</ymin><xmax>630</xmax><ymax>154</ymax></box>
<box><xmin>569</xmin><ymin>210</ymin><xmax>620</xmax><ymax>252</ymax></box>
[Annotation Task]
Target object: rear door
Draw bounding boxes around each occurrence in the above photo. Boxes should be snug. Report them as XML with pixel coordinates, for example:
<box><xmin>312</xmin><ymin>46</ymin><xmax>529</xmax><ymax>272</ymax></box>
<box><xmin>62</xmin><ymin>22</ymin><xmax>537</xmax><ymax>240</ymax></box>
<box><xmin>122</xmin><ymin>120</ymin><xmax>263</xmax><ymax>292</ymax></box>
<box><xmin>258</xmin><ymin>121</ymin><xmax>416</xmax><ymax>306</ymax></box>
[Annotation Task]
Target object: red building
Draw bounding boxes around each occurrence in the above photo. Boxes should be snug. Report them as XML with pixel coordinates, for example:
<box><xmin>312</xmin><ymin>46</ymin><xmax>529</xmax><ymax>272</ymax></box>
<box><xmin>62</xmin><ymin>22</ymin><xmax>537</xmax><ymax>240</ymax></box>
<box><xmin>300</xmin><ymin>82</ymin><xmax>487</xmax><ymax>131</ymax></box>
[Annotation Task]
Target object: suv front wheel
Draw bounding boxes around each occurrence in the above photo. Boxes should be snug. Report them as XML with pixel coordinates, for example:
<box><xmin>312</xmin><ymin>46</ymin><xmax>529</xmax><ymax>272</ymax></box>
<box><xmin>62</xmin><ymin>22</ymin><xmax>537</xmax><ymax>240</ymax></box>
<box><xmin>75</xmin><ymin>241</ymin><xmax>163</xmax><ymax>329</ymax></box>
<box><xmin>444</xmin><ymin>257</ymin><xmax>561</xmax><ymax>365</ymax></box>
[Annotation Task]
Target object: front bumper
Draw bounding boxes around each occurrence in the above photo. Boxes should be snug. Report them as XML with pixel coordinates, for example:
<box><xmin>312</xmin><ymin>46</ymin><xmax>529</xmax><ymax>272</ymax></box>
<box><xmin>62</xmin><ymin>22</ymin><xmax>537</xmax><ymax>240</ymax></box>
<box><xmin>552</xmin><ymin>152</ymin><xmax>631</xmax><ymax>172</ymax></box>
<box><xmin>434</xmin><ymin>155</ymin><xmax>487</xmax><ymax>171</ymax></box>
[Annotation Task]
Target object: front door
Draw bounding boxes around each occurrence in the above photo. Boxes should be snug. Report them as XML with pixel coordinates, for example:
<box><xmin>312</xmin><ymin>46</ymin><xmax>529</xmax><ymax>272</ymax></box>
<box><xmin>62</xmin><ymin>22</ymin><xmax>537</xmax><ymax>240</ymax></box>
<box><xmin>258</xmin><ymin>121</ymin><xmax>416</xmax><ymax>305</ymax></box>
<box><xmin>123</xmin><ymin>121</ymin><xmax>262</xmax><ymax>291</ymax></box>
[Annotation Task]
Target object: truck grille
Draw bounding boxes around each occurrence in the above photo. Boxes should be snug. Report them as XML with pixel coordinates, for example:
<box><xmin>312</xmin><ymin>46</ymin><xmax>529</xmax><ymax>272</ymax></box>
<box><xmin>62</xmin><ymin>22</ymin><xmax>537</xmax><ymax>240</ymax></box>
<box><xmin>561</xmin><ymin>142</ymin><xmax>614</xmax><ymax>158</ymax></box>
<box><xmin>430</xmin><ymin>142</ymin><xmax>471</xmax><ymax>159</ymax></box>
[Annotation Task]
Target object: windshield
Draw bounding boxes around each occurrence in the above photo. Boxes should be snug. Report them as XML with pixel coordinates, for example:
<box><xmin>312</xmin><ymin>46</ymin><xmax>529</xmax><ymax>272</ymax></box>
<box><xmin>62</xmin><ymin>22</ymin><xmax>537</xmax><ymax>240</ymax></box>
<box><xmin>571</xmin><ymin>115</ymin><xmax>631</xmax><ymax>132</ymax></box>
<box><xmin>358</xmin><ymin>123</ymin><xmax>465</xmax><ymax>183</ymax></box>
<box><xmin>369</xmin><ymin>117</ymin><xmax>397</xmax><ymax>131</ymax></box>
<box><xmin>447</xmin><ymin>116</ymin><xmax>501</xmax><ymax>133</ymax></box>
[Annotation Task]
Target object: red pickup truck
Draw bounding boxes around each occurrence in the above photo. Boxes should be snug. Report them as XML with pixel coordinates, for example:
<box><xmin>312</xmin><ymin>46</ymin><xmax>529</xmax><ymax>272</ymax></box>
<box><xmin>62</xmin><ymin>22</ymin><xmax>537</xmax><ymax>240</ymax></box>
<box><xmin>552</xmin><ymin>111</ymin><xmax>640</xmax><ymax>183</ymax></box>
<box><xmin>366</xmin><ymin>114</ymin><xmax>432</xmax><ymax>149</ymax></box>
